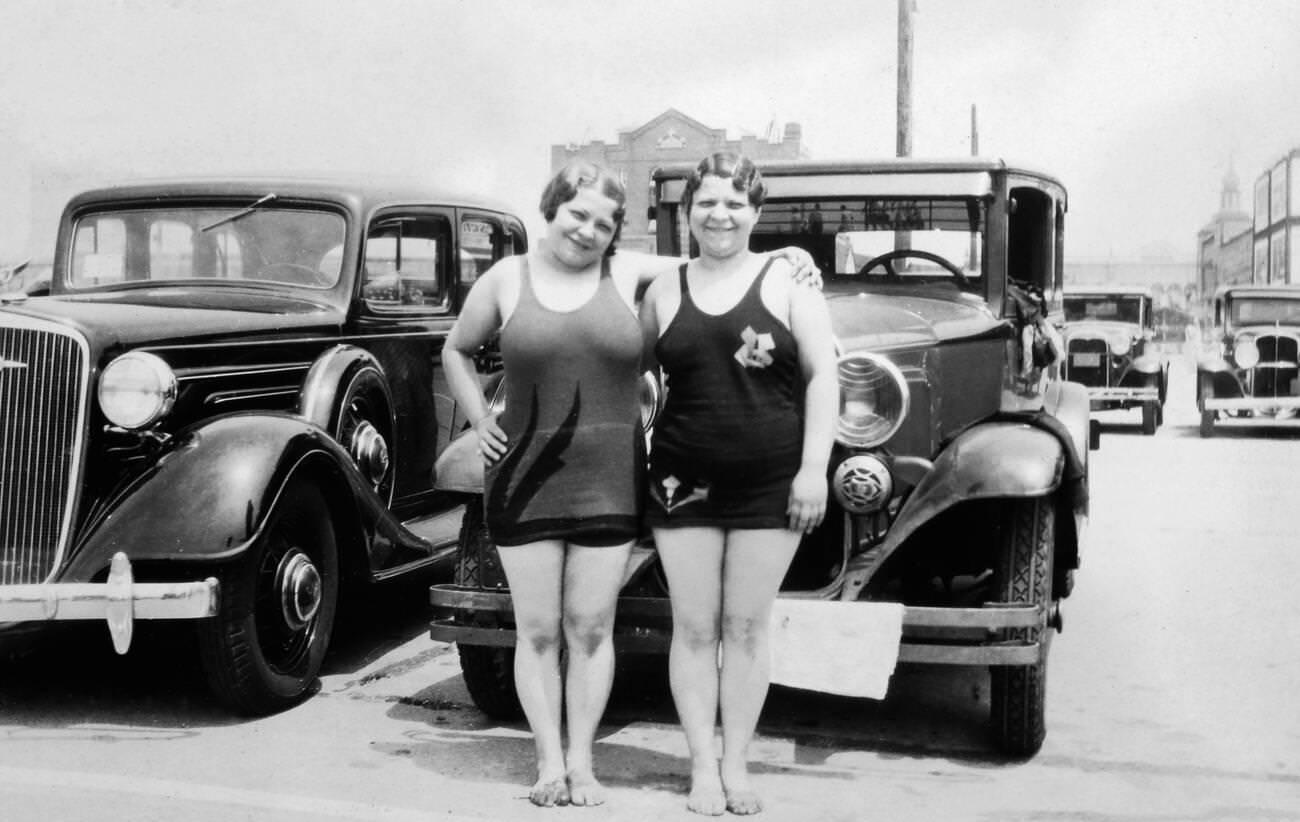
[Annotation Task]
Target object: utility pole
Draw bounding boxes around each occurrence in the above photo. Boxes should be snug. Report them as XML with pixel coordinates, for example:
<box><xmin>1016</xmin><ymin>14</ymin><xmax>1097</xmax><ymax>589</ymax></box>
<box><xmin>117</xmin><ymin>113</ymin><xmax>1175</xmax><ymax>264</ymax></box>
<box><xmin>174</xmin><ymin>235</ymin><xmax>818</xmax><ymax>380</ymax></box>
<box><xmin>896</xmin><ymin>0</ymin><xmax>913</xmax><ymax>158</ymax></box>
<box><xmin>970</xmin><ymin>104</ymin><xmax>979</xmax><ymax>156</ymax></box>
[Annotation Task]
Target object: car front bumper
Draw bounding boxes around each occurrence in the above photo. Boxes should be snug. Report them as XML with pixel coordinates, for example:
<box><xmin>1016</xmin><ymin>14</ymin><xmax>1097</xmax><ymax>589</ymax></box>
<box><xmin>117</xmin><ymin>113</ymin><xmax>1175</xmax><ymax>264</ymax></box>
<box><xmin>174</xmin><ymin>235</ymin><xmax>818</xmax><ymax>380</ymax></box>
<box><xmin>1085</xmin><ymin>386</ymin><xmax>1159</xmax><ymax>402</ymax></box>
<box><xmin>1203</xmin><ymin>396</ymin><xmax>1300</xmax><ymax>412</ymax></box>
<box><xmin>0</xmin><ymin>552</ymin><xmax>218</xmax><ymax>654</ymax></box>
<box><xmin>430</xmin><ymin>585</ymin><xmax>1047</xmax><ymax>666</ymax></box>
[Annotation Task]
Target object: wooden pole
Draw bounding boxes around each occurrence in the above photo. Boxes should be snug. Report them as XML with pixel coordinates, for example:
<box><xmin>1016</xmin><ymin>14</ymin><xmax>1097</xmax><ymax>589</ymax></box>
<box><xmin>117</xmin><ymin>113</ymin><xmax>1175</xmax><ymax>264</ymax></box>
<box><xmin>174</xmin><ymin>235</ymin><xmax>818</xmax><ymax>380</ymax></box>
<box><xmin>896</xmin><ymin>0</ymin><xmax>913</xmax><ymax>158</ymax></box>
<box><xmin>970</xmin><ymin>103</ymin><xmax>979</xmax><ymax>156</ymax></box>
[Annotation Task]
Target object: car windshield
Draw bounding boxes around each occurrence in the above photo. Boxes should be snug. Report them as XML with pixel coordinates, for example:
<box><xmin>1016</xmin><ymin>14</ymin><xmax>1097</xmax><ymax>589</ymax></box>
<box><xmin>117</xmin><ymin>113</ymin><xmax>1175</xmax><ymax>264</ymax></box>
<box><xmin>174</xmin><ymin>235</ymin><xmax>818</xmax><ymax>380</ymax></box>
<box><xmin>749</xmin><ymin>197</ymin><xmax>984</xmax><ymax>291</ymax></box>
<box><xmin>1064</xmin><ymin>296</ymin><xmax>1143</xmax><ymax>324</ymax></box>
<box><xmin>67</xmin><ymin>204</ymin><xmax>346</xmax><ymax>290</ymax></box>
<box><xmin>1230</xmin><ymin>297</ymin><xmax>1300</xmax><ymax>326</ymax></box>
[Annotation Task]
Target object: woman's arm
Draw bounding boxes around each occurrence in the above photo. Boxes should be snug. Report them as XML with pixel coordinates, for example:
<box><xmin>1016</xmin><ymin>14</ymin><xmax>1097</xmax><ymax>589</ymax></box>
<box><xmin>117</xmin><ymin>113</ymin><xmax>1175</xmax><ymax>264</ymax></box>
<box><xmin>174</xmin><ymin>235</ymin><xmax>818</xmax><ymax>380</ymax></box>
<box><xmin>614</xmin><ymin>247</ymin><xmax>822</xmax><ymax>296</ymax></box>
<box><xmin>785</xmin><ymin>283</ymin><xmax>839</xmax><ymax>534</ymax></box>
<box><xmin>442</xmin><ymin>261</ymin><xmax>510</xmax><ymax>462</ymax></box>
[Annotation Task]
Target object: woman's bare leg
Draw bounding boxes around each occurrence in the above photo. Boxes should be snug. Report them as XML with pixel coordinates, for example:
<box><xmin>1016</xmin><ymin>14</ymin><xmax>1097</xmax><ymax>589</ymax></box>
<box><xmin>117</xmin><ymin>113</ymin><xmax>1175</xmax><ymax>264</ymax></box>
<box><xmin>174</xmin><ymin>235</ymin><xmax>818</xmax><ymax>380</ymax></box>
<box><xmin>497</xmin><ymin>541</ymin><xmax>569</xmax><ymax>806</ymax></box>
<box><xmin>561</xmin><ymin>540</ymin><xmax>634</xmax><ymax>806</ymax></box>
<box><xmin>655</xmin><ymin>526</ymin><xmax>727</xmax><ymax>815</ymax></box>
<box><xmin>718</xmin><ymin>528</ymin><xmax>801</xmax><ymax>815</ymax></box>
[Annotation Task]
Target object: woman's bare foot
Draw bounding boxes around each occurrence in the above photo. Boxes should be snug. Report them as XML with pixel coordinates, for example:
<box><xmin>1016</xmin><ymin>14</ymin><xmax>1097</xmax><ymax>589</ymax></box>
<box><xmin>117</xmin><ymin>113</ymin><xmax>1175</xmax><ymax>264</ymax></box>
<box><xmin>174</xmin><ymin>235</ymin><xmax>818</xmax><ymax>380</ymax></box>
<box><xmin>566</xmin><ymin>769</ymin><xmax>606</xmax><ymax>806</ymax></box>
<box><xmin>686</xmin><ymin>762</ymin><xmax>726</xmax><ymax>816</ymax></box>
<box><xmin>721</xmin><ymin>764</ymin><xmax>762</xmax><ymax>815</ymax></box>
<box><xmin>528</xmin><ymin>776</ymin><xmax>570</xmax><ymax>807</ymax></box>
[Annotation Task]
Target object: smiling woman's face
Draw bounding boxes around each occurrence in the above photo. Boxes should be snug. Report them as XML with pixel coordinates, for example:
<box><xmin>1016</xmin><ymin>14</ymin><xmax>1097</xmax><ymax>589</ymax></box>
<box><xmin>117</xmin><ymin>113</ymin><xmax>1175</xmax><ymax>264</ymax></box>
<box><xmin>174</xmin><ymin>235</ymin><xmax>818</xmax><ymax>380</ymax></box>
<box><xmin>689</xmin><ymin>174</ymin><xmax>759</xmax><ymax>260</ymax></box>
<box><xmin>544</xmin><ymin>186</ymin><xmax>620</xmax><ymax>270</ymax></box>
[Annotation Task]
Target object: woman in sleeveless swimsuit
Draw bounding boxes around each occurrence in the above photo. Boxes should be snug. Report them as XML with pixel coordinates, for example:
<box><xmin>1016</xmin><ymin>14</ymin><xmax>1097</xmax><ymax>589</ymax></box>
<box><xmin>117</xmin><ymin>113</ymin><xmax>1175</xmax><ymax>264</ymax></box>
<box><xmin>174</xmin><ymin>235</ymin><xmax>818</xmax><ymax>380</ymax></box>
<box><xmin>442</xmin><ymin>160</ymin><xmax>820</xmax><ymax>808</ymax></box>
<box><xmin>640</xmin><ymin>153</ymin><xmax>838</xmax><ymax>816</ymax></box>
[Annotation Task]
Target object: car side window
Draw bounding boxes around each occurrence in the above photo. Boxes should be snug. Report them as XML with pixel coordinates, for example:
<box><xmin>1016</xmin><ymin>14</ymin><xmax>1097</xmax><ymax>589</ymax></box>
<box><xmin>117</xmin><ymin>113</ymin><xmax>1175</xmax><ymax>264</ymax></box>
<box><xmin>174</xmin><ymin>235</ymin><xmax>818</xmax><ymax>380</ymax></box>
<box><xmin>362</xmin><ymin>215</ymin><xmax>451</xmax><ymax>311</ymax></box>
<box><xmin>459</xmin><ymin>216</ymin><xmax>504</xmax><ymax>285</ymax></box>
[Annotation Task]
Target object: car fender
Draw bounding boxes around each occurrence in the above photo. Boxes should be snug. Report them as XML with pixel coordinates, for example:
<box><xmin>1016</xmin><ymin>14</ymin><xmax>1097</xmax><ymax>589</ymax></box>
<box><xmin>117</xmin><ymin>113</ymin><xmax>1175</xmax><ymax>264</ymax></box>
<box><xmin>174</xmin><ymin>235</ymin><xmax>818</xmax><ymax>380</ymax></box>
<box><xmin>1129</xmin><ymin>352</ymin><xmax>1163</xmax><ymax>375</ymax></box>
<box><xmin>64</xmin><ymin>413</ymin><xmax>380</xmax><ymax>580</ymax></box>
<box><xmin>872</xmin><ymin>422</ymin><xmax>1068</xmax><ymax>568</ymax></box>
<box><xmin>298</xmin><ymin>344</ymin><xmax>394</xmax><ymax>435</ymax></box>
<box><xmin>434</xmin><ymin>429</ymin><xmax>484</xmax><ymax>494</ymax></box>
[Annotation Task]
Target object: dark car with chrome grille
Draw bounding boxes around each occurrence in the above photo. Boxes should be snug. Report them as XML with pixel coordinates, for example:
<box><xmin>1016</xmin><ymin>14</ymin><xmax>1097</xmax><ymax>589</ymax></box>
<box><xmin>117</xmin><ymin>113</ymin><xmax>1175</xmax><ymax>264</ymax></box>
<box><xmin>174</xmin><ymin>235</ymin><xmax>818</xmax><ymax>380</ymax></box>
<box><xmin>430</xmin><ymin>159</ymin><xmax>1093</xmax><ymax>757</ymax></box>
<box><xmin>1197</xmin><ymin>283</ymin><xmax>1300</xmax><ymax>437</ymax></box>
<box><xmin>1061</xmin><ymin>286</ymin><xmax>1168</xmax><ymax>436</ymax></box>
<box><xmin>0</xmin><ymin>176</ymin><xmax>524</xmax><ymax>713</ymax></box>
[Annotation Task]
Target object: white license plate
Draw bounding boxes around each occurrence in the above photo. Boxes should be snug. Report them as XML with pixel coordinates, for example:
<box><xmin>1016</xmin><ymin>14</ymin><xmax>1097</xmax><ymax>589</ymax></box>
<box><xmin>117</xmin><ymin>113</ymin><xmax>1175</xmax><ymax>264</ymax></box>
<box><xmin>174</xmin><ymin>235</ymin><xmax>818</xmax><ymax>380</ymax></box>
<box><xmin>1072</xmin><ymin>353</ymin><xmax>1101</xmax><ymax>367</ymax></box>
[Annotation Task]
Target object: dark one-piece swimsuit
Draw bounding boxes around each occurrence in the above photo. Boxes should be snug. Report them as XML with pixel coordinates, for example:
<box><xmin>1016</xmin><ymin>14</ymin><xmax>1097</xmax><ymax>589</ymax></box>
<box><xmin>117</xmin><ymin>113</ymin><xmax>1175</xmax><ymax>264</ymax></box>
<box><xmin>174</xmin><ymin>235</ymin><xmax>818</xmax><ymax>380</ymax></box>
<box><xmin>484</xmin><ymin>255</ymin><xmax>644</xmax><ymax>547</ymax></box>
<box><xmin>647</xmin><ymin>258</ymin><xmax>804</xmax><ymax>529</ymax></box>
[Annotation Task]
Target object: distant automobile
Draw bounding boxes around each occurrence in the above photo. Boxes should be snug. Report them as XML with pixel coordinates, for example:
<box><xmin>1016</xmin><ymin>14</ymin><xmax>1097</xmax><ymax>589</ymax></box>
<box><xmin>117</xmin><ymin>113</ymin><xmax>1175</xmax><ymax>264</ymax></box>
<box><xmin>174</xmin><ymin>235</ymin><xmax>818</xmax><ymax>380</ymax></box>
<box><xmin>0</xmin><ymin>176</ymin><xmax>525</xmax><ymax>713</ymax></box>
<box><xmin>1061</xmin><ymin>286</ymin><xmax>1168</xmax><ymax>435</ymax></box>
<box><xmin>1197</xmin><ymin>283</ymin><xmax>1300</xmax><ymax>437</ymax></box>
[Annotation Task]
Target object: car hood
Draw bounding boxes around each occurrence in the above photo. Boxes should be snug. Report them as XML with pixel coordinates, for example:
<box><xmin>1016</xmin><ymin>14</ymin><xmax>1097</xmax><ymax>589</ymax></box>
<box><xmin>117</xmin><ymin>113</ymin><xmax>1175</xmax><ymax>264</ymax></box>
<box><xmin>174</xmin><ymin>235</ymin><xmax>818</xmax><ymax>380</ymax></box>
<box><xmin>825</xmin><ymin>290</ymin><xmax>1003</xmax><ymax>352</ymax></box>
<box><xmin>1063</xmin><ymin>320</ymin><xmax>1139</xmax><ymax>340</ymax></box>
<box><xmin>1227</xmin><ymin>323</ymin><xmax>1300</xmax><ymax>335</ymax></box>
<box><xmin>0</xmin><ymin>289</ymin><xmax>343</xmax><ymax>348</ymax></box>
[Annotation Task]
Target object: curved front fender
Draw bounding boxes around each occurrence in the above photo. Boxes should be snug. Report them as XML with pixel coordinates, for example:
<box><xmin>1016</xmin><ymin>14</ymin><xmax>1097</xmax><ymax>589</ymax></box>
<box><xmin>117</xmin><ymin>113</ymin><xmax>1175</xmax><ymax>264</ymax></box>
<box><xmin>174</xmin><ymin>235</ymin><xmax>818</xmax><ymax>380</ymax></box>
<box><xmin>66</xmin><ymin>414</ymin><xmax>360</xmax><ymax>579</ymax></box>
<box><xmin>433</xmin><ymin>429</ymin><xmax>483</xmax><ymax>494</ymax></box>
<box><xmin>875</xmin><ymin>422</ymin><xmax>1066</xmax><ymax>562</ymax></box>
<box><xmin>1129</xmin><ymin>353</ymin><xmax>1163</xmax><ymax>375</ymax></box>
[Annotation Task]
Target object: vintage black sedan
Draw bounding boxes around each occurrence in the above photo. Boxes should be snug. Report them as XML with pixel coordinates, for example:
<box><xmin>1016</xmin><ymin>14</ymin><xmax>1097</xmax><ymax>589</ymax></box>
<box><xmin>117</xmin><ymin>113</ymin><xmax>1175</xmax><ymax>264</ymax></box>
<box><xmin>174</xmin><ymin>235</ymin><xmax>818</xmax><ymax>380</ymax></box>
<box><xmin>431</xmin><ymin>159</ymin><xmax>1092</xmax><ymax>757</ymax></box>
<box><xmin>1197</xmin><ymin>283</ymin><xmax>1300</xmax><ymax>436</ymax></box>
<box><xmin>0</xmin><ymin>176</ymin><xmax>525</xmax><ymax>713</ymax></box>
<box><xmin>1061</xmin><ymin>286</ymin><xmax>1168</xmax><ymax>435</ymax></box>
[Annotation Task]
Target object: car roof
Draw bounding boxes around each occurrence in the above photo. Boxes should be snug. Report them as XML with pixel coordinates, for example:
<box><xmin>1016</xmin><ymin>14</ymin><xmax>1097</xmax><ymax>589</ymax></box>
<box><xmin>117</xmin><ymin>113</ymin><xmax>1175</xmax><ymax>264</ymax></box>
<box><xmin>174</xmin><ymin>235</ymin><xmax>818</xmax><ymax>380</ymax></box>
<box><xmin>1215</xmin><ymin>283</ymin><xmax>1300</xmax><ymax>300</ymax></box>
<box><xmin>62</xmin><ymin>174</ymin><xmax>520</xmax><ymax>219</ymax></box>
<box><xmin>1066</xmin><ymin>285</ymin><xmax>1153</xmax><ymax>298</ymax></box>
<box><xmin>651</xmin><ymin>156</ymin><xmax>1064</xmax><ymax>189</ymax></box>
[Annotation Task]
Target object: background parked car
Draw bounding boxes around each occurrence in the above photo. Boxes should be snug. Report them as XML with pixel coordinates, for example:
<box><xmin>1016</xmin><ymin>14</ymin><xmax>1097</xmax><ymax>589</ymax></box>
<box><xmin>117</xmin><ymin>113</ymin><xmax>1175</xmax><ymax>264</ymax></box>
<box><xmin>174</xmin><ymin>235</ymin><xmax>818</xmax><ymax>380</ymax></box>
<box><xmin>1061</xmin><ymin>286</ymin><xmax>1169</xmax><ymax>435</ymax></box>
<box><xmin>432</xmin><ymin>158</ymin><xmax>1093</xmax><ymax>757</ymax></box>
<box><xmin>0</xmin><ymin>176</ymin><xmax>524</xmax><ymax>713</ymax></box>
<box><xmin>1197</xmin><ymin>283</ymin><xmax>1300</xmax><ymax>436</ymax></box>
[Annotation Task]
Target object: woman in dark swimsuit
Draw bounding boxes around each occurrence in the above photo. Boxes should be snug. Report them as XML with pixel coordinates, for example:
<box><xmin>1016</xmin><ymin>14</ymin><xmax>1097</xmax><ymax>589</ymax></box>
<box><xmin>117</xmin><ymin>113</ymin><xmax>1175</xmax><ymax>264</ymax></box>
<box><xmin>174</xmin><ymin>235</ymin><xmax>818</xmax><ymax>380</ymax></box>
<box><xmin>640</xmin><ymin>153</ymin><xmax>838</xmax><ymax>816</ymax></box>
<box><xmin>443</xmin><ymin>160</ymin><xmax>821</xmax><ymax>809</ymax></box>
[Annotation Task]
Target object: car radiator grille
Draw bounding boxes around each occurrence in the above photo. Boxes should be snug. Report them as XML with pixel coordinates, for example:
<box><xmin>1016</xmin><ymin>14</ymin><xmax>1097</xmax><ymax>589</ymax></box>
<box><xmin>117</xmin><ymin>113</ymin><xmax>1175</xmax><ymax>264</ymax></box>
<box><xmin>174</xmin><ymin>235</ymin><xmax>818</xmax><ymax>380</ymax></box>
<box><xmin>1066</xmin><ymin>338</ymin><xmax>1109</xmax><ymax>387</ymax></box>
<box><xmin>0</xmin><ymin>319</ymin><xmax>88</xmax><ymax>584</ymax></box>
<box><xmin>1248</xmin><ymin>334</ymin><xmax>1300</xmax><ymax>398</ymax></box>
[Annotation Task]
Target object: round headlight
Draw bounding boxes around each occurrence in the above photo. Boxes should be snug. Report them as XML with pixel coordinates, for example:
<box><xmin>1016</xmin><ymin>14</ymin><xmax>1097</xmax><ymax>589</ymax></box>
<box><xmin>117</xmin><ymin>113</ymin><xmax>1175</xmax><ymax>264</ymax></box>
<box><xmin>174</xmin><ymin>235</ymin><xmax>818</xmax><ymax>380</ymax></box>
<box><xmin>836</xmin><ymin>352</ymin><xmax>909</xmax><ymax>448</ymax></box>
<box><xmin>1107</xmin><ymin>331</ymin><xmax>1132</xmax><ymax>356</ymax></box>
<box><xmin>1234</xmin><ymin>334</ymin><xmax>1259</xmax><ymax>368</ymax></box>
<box><xmin>98</xmin><ymin>351</ymin><xmax>177</xmax><ymax>429</ymax></box>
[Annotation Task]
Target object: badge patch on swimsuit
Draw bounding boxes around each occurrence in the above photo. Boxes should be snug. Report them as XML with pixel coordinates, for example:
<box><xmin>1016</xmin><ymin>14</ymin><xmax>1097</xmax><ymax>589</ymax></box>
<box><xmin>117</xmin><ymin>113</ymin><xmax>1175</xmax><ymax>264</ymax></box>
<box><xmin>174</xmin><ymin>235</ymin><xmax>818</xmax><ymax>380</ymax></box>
<box><xmin>735</xmin><ymin>325</ymin><xmax>775</xmax><ymax>368</ymax></box>
<box><xmin>655</xmin><ymin>474</ymin><xmax>710</xmax><ymax>512</ymax></box>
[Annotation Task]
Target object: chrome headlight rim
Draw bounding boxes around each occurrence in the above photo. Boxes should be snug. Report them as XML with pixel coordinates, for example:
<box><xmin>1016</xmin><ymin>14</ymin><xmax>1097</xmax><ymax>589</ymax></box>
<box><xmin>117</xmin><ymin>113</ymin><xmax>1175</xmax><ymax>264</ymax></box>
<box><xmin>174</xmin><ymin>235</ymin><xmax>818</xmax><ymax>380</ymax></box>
<box><xmin>1233</xmin><ymin>333</ymin><xmax>1259</xmax><ymax>368</ymax></box>
<box><xmin>835</xmin><ymin>351</ymin><xmax>910</xmax><ymax>449</ymax></box>
<box><xmin>98</xmin><ymin>351</ymin><xmax>178</xmax><ymax>429</ymax></box>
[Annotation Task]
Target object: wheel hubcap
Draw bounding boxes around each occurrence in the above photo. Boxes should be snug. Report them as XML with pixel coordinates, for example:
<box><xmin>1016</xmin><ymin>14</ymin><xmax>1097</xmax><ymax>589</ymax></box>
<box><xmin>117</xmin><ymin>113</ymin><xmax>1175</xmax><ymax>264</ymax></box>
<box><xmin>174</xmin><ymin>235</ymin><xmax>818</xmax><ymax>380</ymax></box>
<box><xmin>276</xmin><ymin>550</ymin><xmax>322</xmax><ymax>630</ymax></box>
<box><xmin>349</xmin><ymin>419</ymin><xmax>390</xmax><ymax>489</ymax></box>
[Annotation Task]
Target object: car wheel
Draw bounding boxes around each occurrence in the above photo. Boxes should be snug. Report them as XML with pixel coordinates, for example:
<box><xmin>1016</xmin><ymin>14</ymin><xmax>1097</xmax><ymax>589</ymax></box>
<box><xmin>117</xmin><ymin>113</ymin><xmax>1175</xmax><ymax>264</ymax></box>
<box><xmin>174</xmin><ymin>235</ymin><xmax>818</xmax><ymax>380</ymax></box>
<box><xmin>198</xmin><ymin>479</ymin><xmax>339</xmax><ymax>715</ymax></box>
<box><xmin>990</xmin><ymin>497</ymin><xmax>1054</xmax><ymax>757</ymax></box>
<box><xmin>454</xmin><ymin>498</ymin><xmax>522</xmax><ymax>720</ymax></box>
<box><xmin>1141</xmin><ymin>401</ymin><xmax>1158</xmax><ymax>435</ymax></box>
<box><xmin>1199</xmin><ymin>410</ymin><xmax>1215</xmax><ymax>438</ymax></box>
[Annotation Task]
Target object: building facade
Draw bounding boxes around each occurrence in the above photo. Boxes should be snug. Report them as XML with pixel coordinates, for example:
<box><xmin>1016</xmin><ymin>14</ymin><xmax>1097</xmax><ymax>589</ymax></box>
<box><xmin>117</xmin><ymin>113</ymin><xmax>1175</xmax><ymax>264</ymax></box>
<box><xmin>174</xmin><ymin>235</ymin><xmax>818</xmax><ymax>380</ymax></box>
<box><xmin>1252</xmin><ymin>148</ymin><xmax>1300</xmax><ymax>285</ymax></box>
<box><xmin>550</xmin><ymin>108</ymin><xmax>807</xmax><ymax>252</ymax></box>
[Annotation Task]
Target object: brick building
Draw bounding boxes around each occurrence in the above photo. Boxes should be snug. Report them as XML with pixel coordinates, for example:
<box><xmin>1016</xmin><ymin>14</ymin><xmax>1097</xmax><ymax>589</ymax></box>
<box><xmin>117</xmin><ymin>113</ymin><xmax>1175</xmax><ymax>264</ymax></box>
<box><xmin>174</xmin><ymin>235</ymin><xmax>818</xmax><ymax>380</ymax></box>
<box><xmin>550</xmin><ymin>108</ymin><xmax>807</xmax><ymax>252</ymax></box>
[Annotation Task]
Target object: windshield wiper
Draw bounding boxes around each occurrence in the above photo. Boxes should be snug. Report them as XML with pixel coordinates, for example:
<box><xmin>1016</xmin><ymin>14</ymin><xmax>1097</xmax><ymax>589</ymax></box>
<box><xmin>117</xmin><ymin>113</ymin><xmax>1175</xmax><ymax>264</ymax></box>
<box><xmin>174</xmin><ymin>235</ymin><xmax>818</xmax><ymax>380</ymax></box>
<box><xmin>200</xmin><ymin>193</ymin><xmax>277</xmax><ymax>233</ymax></box>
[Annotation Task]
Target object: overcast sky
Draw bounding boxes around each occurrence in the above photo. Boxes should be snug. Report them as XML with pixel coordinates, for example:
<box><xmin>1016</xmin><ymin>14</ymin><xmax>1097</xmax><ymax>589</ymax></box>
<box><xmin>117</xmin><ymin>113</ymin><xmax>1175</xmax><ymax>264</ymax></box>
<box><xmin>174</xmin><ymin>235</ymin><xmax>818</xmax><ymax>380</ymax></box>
<box><xmin>2</xmin><ymin>0</ymin><xmax>1298</xmax><ymax>262</ymax></box>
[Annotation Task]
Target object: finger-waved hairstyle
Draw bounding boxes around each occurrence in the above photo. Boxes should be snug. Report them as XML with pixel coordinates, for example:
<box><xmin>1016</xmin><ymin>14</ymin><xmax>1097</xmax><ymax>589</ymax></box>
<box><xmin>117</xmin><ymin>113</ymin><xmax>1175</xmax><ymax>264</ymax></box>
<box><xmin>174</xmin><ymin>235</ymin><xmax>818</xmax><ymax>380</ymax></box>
<box><xmin>538</xmin><ymin>160</ymin><xmax>627</xmax><ymax>256</ymax></box>
<box><xmin>683</xmin><ymin>152</ymin><xmax>766</xmax><ymax>212</ymax></box>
